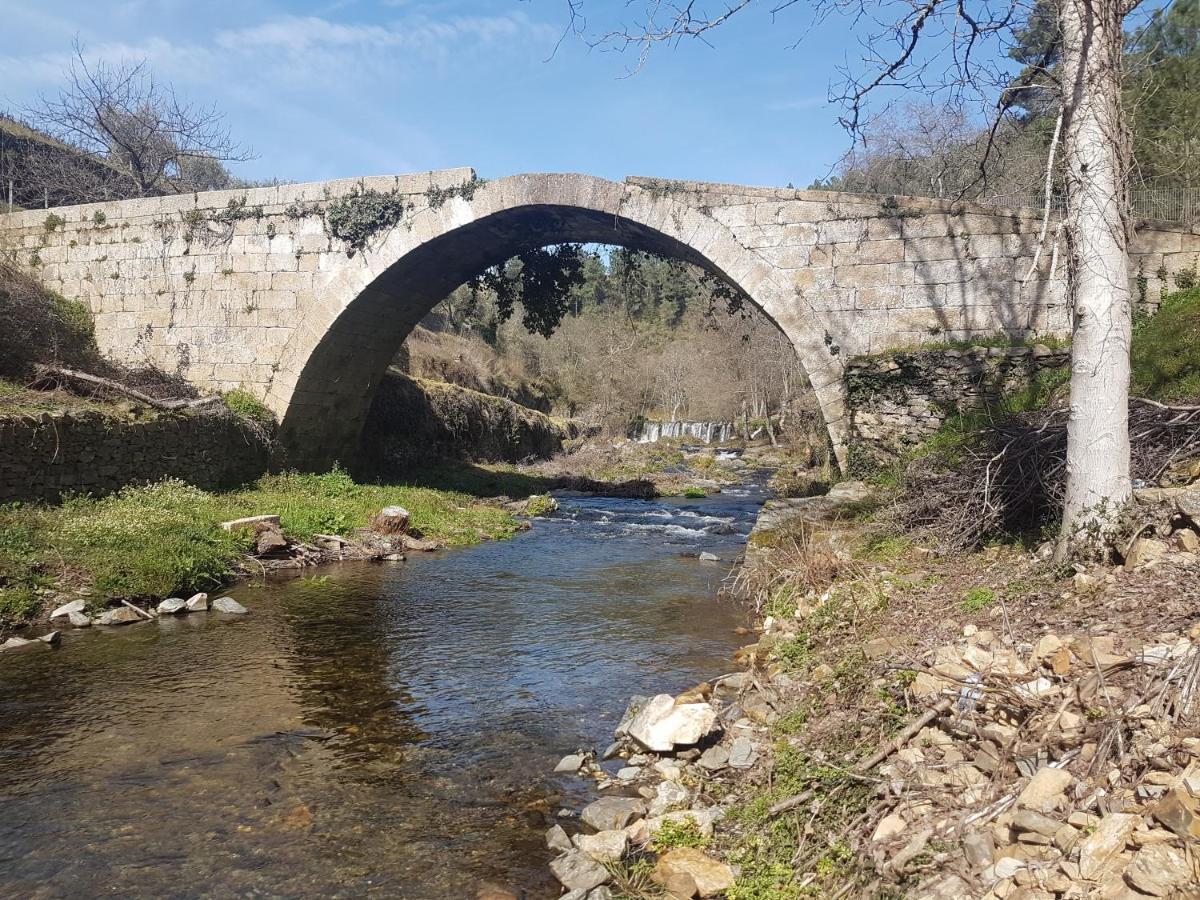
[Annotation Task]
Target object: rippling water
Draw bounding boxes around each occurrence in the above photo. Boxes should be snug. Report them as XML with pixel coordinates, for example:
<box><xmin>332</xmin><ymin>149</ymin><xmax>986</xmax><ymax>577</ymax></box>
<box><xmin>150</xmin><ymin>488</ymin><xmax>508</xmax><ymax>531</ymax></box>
<box><xmin>0</xmin><ymin>486</ymin><xmax>765</xmax><ymax>899</ymax></box>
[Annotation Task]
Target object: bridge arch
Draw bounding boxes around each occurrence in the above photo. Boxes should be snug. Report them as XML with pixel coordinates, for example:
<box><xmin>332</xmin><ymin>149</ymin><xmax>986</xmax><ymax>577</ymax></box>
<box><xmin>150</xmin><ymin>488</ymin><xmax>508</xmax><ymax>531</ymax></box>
<box><xmin>266</xmin><ymin>174</ymin><xmax>848</xmax><ymax>470</ymax></box>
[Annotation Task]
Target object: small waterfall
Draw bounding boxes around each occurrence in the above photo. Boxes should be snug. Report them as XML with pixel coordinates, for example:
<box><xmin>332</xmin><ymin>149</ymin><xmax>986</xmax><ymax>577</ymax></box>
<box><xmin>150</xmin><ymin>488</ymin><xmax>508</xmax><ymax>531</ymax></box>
<box><xmin>635</xmin><ymin>420</ymin><xmax>737</xmax><ymax>444</ymax></box>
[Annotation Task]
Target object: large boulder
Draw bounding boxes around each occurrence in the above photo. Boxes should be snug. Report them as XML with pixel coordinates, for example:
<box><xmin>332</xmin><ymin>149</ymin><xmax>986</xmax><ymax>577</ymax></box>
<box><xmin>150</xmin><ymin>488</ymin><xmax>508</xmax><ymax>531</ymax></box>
<box><xmin>624</xmin><ymin>694</ymin><xmax>719</xmax><ymax>752</ymax></box>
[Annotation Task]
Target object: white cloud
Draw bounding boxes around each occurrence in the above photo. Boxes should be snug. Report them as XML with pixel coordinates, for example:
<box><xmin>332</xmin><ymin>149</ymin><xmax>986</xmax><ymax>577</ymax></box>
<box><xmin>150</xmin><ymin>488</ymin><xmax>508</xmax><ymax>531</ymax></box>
<box><xmin>215</xmin><ymin>11</ymin><xmax>557</xmax><ymax>56</ymax></box>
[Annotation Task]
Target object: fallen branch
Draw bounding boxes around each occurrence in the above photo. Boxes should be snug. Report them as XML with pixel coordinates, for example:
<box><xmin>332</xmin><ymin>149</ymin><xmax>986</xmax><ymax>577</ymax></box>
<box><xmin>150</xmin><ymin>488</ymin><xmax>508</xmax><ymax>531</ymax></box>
<box><xmin>120</xmin><ymin>599</ymin><xmax>155</xmax><ymax>621</ymax></box>
<box><xmin>36</xmin><ymin>365</ymin><xmax>222</xmax><ymax>412</ymax></box>
<box><xmin>855</xmin><ymin>697</ymin><xmax>954</xmax><ymax>774</ymax></box>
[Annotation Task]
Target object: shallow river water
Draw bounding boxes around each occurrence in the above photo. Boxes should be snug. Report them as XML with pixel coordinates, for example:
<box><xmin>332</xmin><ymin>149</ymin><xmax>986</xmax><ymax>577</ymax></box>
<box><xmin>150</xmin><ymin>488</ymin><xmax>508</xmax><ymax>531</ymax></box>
<box><xmin>0</xmin><ymin>486</ymin><xmax>765</xmax><ymax>899</ymax></box>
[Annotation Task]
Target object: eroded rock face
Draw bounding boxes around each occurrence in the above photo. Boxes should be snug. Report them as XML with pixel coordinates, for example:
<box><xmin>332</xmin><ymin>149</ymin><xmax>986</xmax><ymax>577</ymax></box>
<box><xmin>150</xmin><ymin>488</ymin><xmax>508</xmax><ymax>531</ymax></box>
<box><xmin>625</xmin><ymin>694</ymin><xmax>719</xmax><ymax>752</ymax></box>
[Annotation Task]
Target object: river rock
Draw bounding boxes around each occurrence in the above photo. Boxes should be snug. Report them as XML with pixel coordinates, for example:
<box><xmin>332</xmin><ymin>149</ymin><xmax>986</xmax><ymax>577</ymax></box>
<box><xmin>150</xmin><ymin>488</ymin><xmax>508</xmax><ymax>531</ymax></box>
<box><xmin>67</xmin><ymin>611</ymin><xmax>91</xmax><ymax>628</ymax></box>
<box><xmin>255</xmin><ymin>524</ymin><xmax>288</xmax><ymax>556</ymax></box>
<box><xmin>555</xmin><ymin>753</ymin><xmax>586</xmax><ymax>773</ymax></box>
<box><xmin>185</xmin><ymin>593</ymin><xmax>208</xmax><ymax>612</ymax></box>
<box><xmin>49</xmin><ymin>598</ymin><xmax>86</xmax><ymax>619</ymax></box>
<box><xmin>157</xmin><ymin>597</ymin><xmax>188</xmax><ymax>615</ymax></box>
<box><xmin>400</xmin><ymin>534</ymin><xmax>440</xmax><ymax>552</ymax></box>
<box><xmin>212</xmin><ymin>597</ymin><xmax>248</xmax><ymax>614</ymax></box>
<box><xmin>615</xmin><ymin>696</ymin><xmax>649</xmax><ymax>738</ymax></box>
<box><xmin>580</xmin><ymin>797</ymin><xmax>646</xmax><ymax>832</ymax></box>
<box><xmin>626</xmin><ymin>694</ymin><xmax>719</xmax><ymax>752</ymax></box>
<box><xmin>574</xmin><ymin>829</ymin><xmax>628</xmax><ymax>863</ymax></box>
<box><xmin>37</xmin><ymin>630</ymin><xmax>61</xmax><ymax>645</ymax></box>
<box><xmin>549</xmin><ymin>850</ymin><xmax>609</xmax><ymax>892</ymax></box>
<box><xmin>96</xmin><ymin>607</ymin><xmax>143</xmax><ymax>626</ymax></box>
<box><xmin>652</xmin><ymin>848</ymin><xmax>734</xmax><ymax>898</ymax></box>
<box><xmin>727</xmin><ymin>737</ymin><xmax>758</xmax><ymax>769</ymax></box>
<box><xmin>698</xmin><ymin>552</ymin><xmax>720</xmax><ymax>562</ymax></box>
<box><xmin>1</xmin><ymin>637</ymin><xmax>45</xmax><ymax>651</ymax></box>
<box><xmin>648</xmin><ymin>780</ymin><xmax>690</xmax><ymax>816</ymax></box>
<box><xmin>617</xmin><ymin>766</ymin><xmax>641</xmax><ymax>781</ymax></box>
<box><xmin>546</xmin><ymin>824</ymin><xmax>573</xmax><ymax>853</ymax></box>
<box><xmin>697</xmin><ymin>745</ymin><xmax>729</xmax><ymax>771</ymax></box>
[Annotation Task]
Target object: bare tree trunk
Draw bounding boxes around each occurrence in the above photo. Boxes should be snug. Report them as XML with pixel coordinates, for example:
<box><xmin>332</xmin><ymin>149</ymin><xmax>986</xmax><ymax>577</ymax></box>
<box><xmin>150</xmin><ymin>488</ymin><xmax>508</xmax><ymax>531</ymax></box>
<box><xmin>1056</xmin><ymin>0</ymin><xmax>1134</xmax><ymax>558</ymax></box>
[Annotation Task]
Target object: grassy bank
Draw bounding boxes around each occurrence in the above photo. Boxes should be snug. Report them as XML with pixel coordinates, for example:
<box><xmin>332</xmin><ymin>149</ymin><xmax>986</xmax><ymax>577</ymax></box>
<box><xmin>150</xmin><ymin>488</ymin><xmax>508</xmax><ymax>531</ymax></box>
<box><xmin>0</xmin><ymin>468</ymin><xmax>520</xmax><ymax>630</ymax></box>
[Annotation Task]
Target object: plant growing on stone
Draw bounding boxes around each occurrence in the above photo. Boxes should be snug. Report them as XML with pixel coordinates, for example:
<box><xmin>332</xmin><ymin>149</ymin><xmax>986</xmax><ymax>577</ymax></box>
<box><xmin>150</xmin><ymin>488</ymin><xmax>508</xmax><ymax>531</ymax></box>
<box><xmin>326</xmin><ymin>188</ymin><xmax>413</xmax><ymax>255</ymax></box>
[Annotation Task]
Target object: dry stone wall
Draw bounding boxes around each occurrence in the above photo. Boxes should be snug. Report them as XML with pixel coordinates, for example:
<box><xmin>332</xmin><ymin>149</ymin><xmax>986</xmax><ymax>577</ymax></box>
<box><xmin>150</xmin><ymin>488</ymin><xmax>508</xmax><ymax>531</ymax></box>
<box><xmin>845</xmin><ymin>345</ymin><xmax>1071</xmax><ymax>465</ymax></box>
<box><xmin>0</xmin><ymin>410</ymin><xmax>270</xmax><ymax>503</ymax></box>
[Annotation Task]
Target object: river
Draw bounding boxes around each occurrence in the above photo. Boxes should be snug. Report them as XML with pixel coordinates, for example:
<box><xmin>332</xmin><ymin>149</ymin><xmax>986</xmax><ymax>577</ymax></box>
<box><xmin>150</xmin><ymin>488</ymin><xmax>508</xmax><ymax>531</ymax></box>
<box><xmin>0</xmin><ymin>486</ymin><xmax>766</xmax><ymax>899</ymax></box>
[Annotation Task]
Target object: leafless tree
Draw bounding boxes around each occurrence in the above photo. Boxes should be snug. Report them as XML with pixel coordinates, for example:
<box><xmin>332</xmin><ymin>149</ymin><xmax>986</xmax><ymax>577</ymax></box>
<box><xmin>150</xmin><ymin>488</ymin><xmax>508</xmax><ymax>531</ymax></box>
<box><xmin>25</xmin><ymin>42</ymin><xmax>250</xmax><ymax>197</ymax></box>
<box><xmin>567</xmin><ymin>0</ymin><xmax>1143</xmax><ymax>557</ymax></box>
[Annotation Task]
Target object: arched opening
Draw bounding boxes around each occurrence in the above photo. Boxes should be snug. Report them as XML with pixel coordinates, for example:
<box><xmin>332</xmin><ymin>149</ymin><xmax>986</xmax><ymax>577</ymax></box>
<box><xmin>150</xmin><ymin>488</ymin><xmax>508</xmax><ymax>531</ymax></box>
<box><xmin>270</xmin><ymin>180</ymin><xmax>847</xmax><ymax>472</ymax></box>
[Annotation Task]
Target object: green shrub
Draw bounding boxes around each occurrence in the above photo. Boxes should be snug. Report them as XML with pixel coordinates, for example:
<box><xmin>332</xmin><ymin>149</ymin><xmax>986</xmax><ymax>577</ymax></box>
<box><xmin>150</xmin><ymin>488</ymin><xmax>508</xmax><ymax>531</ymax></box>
<box><xmin>682</xmin><ymin>486</ymin><xmax>707</xmax><ymax>498</ymax></box>
<box><xmin>221</xmin><ymin>388</ymin><xmax>276</xmax><ymax>426</ymax></box>
<box><xmin>1131</xmin><ymin>287</ymin><xmax>1200</xmax><ymax>401</ymax></box>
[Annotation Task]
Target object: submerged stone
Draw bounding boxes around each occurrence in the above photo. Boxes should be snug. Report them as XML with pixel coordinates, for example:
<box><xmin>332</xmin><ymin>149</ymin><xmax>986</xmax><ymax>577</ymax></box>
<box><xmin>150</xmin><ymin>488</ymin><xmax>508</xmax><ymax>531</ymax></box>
<box><xmin>212</xmin><ymin>597</ymin><xmax>248</xmax><ymax>614</ymax></box>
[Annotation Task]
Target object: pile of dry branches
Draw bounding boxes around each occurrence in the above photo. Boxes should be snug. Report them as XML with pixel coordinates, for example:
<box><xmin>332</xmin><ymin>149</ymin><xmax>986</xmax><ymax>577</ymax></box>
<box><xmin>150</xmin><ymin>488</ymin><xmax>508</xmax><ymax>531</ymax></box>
<box><xmin>899</xmin><ymin>398</ymin><xmax>1200</xmax><ymax>551</ymax></box>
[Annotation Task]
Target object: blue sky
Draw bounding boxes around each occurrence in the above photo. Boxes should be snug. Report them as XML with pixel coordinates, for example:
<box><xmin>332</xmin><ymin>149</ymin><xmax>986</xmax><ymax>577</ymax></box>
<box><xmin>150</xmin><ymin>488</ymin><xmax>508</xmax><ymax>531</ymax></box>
<box><xmin>2</xmin><ymin>0</ymin><xmax>1009</xmax><ymax>188</ymax></box>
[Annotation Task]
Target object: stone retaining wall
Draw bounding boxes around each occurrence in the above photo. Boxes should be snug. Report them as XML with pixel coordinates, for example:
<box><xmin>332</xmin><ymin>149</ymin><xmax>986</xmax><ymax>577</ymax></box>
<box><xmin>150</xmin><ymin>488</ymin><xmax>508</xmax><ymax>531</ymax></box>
<box><xmin>845</xmin><ymin>344</ymin><xmax>1070</xmax><ymax>465</ymax></box>
<box><xmin>0</xmin><ymin>410</ymin><xmax>271</xmax><ymax>502</ymax></box>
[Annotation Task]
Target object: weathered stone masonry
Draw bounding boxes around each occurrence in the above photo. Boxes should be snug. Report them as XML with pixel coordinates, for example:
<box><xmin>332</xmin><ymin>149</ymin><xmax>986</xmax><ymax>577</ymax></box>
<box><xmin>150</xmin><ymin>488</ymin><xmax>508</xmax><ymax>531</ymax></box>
<box><xmin>0</xmin><ymin>411</ymin><xmax>270</xmax><ymax>503</ymax></box>
<box><xmin>845</xmin><ymin>345</ymin><xmax>1071</xmax><ymax>464</ymax></box>
<box><xmin>0</xmin><ymin>169</ymin><xmax>1195</xmax><ymax>469</ymax></box>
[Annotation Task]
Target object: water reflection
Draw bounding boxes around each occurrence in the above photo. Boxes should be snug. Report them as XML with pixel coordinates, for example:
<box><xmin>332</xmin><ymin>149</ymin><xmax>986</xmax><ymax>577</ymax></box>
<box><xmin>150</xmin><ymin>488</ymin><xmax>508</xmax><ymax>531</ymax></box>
<box><xmin>0</xmin><ymin>488</ymin><xmax>763</xmax><ymax>898</ymax></box>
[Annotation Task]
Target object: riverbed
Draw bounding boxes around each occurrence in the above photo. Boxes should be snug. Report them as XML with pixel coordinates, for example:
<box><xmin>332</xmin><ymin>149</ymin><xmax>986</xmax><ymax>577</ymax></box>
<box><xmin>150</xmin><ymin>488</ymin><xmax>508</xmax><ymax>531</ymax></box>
<box><xmin>0</xmin><ymin>486</ymin><xmax>765</xmax><ymax>898</ymax></box>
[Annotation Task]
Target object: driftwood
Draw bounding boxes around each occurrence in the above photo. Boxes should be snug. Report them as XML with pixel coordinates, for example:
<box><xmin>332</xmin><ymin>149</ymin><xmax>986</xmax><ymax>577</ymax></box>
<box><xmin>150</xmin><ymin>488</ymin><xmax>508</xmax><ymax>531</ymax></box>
<box><xmin>120</xmin><ymin>599</ymin><xmax>155</xmax><ymax>621</ymax></box>
<box><xmin>36</xmin><ymin>365</ymin><xmax>222</xmax><ymax>412</ymax></box>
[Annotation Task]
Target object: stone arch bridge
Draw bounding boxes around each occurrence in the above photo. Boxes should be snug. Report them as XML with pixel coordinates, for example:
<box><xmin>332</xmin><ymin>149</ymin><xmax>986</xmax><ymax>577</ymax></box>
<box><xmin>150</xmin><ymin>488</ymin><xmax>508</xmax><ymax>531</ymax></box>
<box><xmin>1</xmin><ymin>169</ymin><xmax>1196</xmax><ymax>470</ymax></box>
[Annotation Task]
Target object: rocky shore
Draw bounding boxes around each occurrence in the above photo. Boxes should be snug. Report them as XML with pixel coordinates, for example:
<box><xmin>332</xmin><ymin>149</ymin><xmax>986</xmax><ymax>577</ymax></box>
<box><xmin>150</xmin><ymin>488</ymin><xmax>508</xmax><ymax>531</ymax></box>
<box><xmin>535</xmin><ymin>481</ymin><xmax>1200</xmax><ymax>899</ymax></box>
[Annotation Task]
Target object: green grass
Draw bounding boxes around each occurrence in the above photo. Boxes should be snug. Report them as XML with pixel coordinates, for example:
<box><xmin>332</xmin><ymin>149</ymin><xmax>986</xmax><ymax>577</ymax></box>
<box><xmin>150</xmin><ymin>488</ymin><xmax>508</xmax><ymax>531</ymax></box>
<box><xmin>961</xmin><ymin>585</ymin><xmax>997</xmax><ymax>613</ymax></box>
<box><xmin>1131</xmin><ymin>286</ymin><xmax>1200</xmax><ymax>401</ymax></box>
<box><xmin>651</xmin><ymin>816</ymin><xmax>710</xmax><ymax>851</ymax></box>
<box><xmin>682</xmin><ymin>486</ymin><xmax>707</xmax><ymax>498</ymax></box>
<box><xmin>0</xmin><ymin>468</ymin><xmax>519</xmax><ymax>629</ymax></box>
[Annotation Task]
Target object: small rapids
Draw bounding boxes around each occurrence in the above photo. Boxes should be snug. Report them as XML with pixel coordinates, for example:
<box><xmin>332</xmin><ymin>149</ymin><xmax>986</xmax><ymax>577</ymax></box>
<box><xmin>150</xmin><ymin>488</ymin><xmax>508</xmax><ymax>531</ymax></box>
<box><xmin>0</xmin><ymin>484</ymin><xmax>768</xmax><ymax>899</ymax></box>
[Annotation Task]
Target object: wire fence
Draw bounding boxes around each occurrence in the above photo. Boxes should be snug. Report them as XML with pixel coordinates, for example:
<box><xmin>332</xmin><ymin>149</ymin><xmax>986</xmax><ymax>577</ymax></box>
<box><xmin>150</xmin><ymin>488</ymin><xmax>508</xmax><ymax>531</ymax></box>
<box><xmin>967</xmin><ymin>187</ymin><xmax>1199</xmax><ymax>225</ymax></box>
